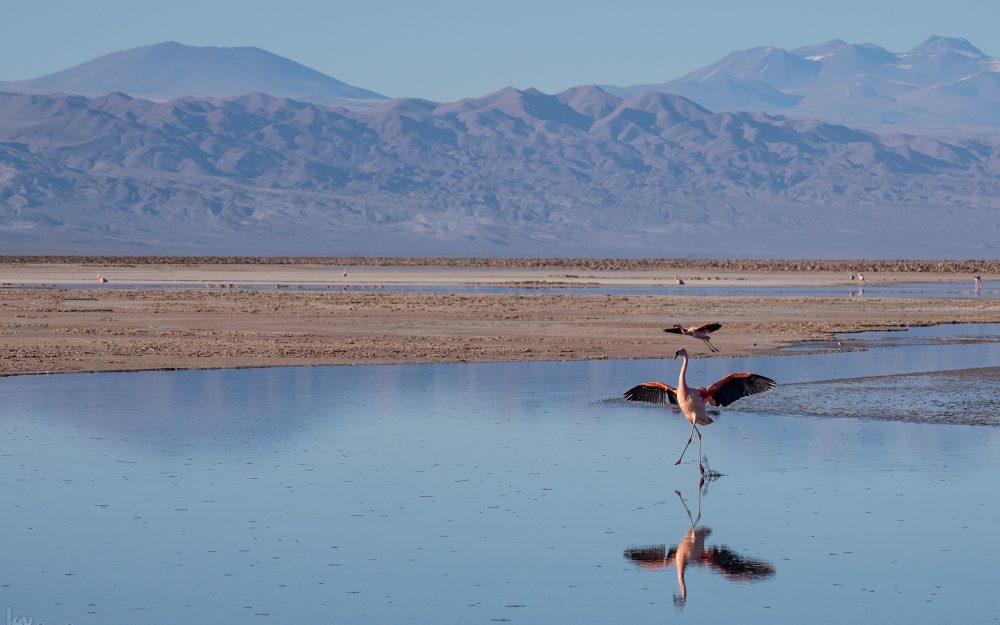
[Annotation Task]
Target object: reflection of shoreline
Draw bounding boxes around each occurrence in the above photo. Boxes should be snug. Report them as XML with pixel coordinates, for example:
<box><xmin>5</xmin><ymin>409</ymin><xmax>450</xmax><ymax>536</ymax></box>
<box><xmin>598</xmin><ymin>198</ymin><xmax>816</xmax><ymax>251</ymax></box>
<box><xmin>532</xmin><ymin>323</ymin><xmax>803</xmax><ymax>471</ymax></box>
<box><xmin>624</xmin><ymin>479</ymin><xmax>775</xmax><ymax>607</ymax></box>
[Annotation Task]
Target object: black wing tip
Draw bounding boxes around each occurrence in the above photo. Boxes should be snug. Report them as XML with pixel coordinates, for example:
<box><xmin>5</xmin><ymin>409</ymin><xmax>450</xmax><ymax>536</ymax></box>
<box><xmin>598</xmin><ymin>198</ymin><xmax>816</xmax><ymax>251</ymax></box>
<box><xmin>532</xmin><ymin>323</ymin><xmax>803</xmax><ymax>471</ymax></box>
<box><xmin>755</xmin><ymin>374</ymin><xmax>777</xmax><ymax>389</ymax></box>
<box><xmin>706</xmin><ymin>322</ymin><xmax>723</xmax><ymax>332</ymax></box>
<box><xmin>623</xmin><ymin>383</ymin><xmax>675</xmax><ymax>405</ymax></box>
<box><xmin>663</xmin><ymin>327</ymin><xmax>682</xmax><ymax>334</ymax></box>
<box><xmin>712</xmin><ymin>374</ymin><xmax>776</xmax><ymax>407</ymax></box>
<box><xmin>744</xmin><ymin>375</ymin><xmax>776</xmax><ymax>396</ymax></box>
<box><xmin>623</xmin><ymin>384</ymin><xmax>653</xmax><ymax>398</ymax></box>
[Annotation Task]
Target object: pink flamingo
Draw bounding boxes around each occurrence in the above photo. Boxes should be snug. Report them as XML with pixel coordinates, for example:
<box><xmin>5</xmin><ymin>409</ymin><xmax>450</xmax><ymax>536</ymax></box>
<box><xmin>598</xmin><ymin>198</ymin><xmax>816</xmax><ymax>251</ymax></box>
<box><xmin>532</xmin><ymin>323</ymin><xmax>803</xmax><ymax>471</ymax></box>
<box><xmin>624</xmin><ymin>348</ymin><xmax>775</xmax><ymax>473</ymax></box>
<box><xmin>664</xmin><ymin>322</ymin><xmax>722</xmax><ymax>352</ymax></box>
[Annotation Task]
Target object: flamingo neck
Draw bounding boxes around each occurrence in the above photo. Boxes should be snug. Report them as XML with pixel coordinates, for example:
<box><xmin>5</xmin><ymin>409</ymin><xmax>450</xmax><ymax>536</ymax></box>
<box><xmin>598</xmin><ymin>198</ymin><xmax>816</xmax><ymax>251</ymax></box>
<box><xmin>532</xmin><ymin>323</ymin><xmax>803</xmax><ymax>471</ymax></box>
<box><xmin>678</xmin><ymin>354</ymin><xmax>689</xmax><ymax>390</ymax></box>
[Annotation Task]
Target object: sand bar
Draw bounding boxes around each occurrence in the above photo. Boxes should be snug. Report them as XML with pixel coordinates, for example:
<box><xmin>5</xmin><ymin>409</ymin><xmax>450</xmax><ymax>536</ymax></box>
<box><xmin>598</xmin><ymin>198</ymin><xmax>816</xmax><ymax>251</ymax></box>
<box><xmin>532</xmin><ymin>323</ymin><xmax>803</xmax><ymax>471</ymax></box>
<box><xmin>1</xmin><ymin>260</ymin><xmax>998</xmax><ymax>376</ymax></box>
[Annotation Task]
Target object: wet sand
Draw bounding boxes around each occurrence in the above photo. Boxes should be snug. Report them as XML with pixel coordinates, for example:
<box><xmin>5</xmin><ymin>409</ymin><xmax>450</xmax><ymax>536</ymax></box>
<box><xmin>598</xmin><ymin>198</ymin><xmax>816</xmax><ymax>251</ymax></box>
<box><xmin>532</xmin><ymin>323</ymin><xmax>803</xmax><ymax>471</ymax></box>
<box><xmin>743</xmin><ymin>366</ymin><xmax>1000</xmax><ymax>426</ymax></box>
<box><xmin>1</xmin><ymin>261</ymin><xmax>998</xmax><ymax>376</ymax></box>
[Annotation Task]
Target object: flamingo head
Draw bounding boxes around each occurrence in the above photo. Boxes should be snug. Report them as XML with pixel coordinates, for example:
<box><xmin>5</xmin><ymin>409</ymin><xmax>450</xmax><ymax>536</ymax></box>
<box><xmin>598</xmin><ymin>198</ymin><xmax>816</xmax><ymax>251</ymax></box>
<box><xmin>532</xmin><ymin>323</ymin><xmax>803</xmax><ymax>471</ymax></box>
<box><xmin>674</xmin><ymin>348</ymin><xmax>688</xmax><ymax>359</ymax></box>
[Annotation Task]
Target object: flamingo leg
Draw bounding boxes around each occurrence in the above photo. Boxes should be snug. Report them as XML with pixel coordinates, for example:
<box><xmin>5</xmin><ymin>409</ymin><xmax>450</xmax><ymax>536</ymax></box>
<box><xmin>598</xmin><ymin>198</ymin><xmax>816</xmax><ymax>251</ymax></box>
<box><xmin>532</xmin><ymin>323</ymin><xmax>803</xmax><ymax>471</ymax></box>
<box><xmin>674</xmin><ymin>422</ymin><xmax>697</xmax><ymax>465</ymax></box>
<box><xmin>706</xmin><ymin>338</ymin><xmax>718</xmax><ymax>352</ymax></box>
<box><xmin>675</xmin><ymin>488</ymin><xmax>701</xmax><ymax>529</ymax></box>
<box><xmin>696</xmin><ymin>425</ymin><xmax>704</xmax><ymax>474</ymax></box>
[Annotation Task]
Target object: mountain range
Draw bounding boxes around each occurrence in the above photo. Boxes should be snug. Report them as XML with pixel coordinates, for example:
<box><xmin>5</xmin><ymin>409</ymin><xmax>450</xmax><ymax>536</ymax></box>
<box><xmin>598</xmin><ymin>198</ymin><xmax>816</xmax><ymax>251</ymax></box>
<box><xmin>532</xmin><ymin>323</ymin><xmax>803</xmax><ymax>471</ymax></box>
<box><xmin>611</xmin><ymin>36</ymin><xmax>1000</xmax><ymax>128</ymax></box>
<box><xmin>2</xmin><ymin>86</ymin><xmax>998</xmax><ymax>257</ymax></box>
<box><xmin>1</xmin><ymin>38</ymin><xmax>999</xmax><ymax>257</ymax></box>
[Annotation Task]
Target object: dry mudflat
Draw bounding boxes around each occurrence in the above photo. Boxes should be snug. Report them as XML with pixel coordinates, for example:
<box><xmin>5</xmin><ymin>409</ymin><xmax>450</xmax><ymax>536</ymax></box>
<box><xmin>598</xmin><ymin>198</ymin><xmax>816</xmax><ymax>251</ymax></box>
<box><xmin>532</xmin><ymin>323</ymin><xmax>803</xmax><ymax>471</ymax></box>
<box><xmin>1</xmin><ymin>259</ymin><xmax>998</xmax><ymax>376</ymax></box>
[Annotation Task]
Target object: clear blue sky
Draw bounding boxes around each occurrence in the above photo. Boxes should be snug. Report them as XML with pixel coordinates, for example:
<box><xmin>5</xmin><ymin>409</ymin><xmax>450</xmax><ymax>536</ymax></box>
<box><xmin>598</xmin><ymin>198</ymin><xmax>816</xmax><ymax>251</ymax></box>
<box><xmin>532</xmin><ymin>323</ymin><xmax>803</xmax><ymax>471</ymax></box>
<box><xmin>2</xmin><ymin>0</ymin><xmax>998</xmax><ymax>102</ymax></box>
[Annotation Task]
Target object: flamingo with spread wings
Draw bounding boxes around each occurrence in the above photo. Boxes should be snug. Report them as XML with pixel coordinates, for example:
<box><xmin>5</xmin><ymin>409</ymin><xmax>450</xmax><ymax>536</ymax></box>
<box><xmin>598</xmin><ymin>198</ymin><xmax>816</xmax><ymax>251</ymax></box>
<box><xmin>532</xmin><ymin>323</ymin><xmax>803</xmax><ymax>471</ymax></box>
<box><xmin>623</xmin><ymin>348</ymin><xmax>775</xmax><ymax>473</ymax></box>
<box><xmin>663</xmin><ymin>322</ymin><xmax>722</xmax><ymax>352</ymax></box>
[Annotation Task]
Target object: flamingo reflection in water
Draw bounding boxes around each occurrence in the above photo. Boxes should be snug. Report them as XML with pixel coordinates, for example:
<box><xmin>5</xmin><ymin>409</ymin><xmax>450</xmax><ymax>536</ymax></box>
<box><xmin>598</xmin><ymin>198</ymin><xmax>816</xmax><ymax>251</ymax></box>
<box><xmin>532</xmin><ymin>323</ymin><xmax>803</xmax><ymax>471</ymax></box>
<box><xmin>624</xmin><ymin>475</ymin><xmax>775</xmax><ymax>606</ymax></box>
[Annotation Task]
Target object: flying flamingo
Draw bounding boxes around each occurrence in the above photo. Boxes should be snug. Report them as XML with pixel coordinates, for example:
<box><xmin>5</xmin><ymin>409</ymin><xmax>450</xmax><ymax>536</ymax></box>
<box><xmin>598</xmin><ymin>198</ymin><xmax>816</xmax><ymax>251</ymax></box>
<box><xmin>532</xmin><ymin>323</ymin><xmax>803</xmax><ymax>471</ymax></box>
<box><xmin>623</xmin><ymin>348</ymin><xmax>775</xmax><ymax>473</ymax></box>
<box><xmin>664</xmin><ymin>322</ymin><xmax>722</xmax><ymax>352</ymax></box>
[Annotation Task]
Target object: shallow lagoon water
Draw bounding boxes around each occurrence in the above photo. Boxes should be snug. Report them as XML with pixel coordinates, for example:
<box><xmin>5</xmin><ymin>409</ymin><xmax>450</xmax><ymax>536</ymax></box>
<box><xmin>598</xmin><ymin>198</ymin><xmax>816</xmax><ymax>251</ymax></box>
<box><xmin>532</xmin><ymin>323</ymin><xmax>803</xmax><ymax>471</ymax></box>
<box><xmin>1</xmin><ymin>326</ymin><xmax>999</xmax><ymax>624</ymax></box>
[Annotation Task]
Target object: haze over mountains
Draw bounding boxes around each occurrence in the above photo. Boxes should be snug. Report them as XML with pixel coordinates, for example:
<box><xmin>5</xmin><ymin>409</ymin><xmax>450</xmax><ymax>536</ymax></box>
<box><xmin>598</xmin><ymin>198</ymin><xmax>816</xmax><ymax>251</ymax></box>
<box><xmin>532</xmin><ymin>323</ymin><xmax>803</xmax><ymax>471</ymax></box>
<box><xmin>1</xmin><ymin>38</ymin><xmax>999</xmax><ymax>257</ymax></box>
<box><xmin>612</xmin><ymin>36</ymin><xmax>1000</xmax><ymax>128</ymax></box>
<box><xmin>0</xmin><ymin>42</ymin><xmax>386</xmax><ymax>105</ymax></box>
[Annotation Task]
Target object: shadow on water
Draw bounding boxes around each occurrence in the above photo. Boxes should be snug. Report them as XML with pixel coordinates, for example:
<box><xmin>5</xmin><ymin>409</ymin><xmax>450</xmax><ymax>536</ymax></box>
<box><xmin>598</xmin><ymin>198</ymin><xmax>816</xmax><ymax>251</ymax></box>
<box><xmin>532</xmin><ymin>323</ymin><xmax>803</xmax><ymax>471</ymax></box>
<box><xmin>624</xmin><ymin>474</ymin><xmax>776</xmax><ymax>607</ymax></box>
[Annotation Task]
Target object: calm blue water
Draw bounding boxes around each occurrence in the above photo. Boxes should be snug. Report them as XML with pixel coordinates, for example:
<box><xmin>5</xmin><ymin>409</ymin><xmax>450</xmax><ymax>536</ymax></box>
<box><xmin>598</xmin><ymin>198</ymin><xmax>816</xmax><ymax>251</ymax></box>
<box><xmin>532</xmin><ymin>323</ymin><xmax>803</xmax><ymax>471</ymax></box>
<box><xmin>1</xmin><ymin>326</ymin><xmax>999</xmax><ymax>624</ymax></box>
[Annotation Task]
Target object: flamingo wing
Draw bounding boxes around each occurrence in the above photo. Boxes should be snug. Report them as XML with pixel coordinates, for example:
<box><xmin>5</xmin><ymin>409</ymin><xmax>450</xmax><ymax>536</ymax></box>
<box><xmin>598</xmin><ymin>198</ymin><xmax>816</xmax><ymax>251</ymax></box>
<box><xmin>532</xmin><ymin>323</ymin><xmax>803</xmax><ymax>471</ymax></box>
<box><xmin>692</xmin><ymin>322</ymin><xmax>722</xmax><ymax>334</ymax></box>
<box><xmin>662</xmin><ymin>327</ymin><xmax>684</xmax><ymax>335</ymax></box>
<box><xmin>703</xmin><ymin>546</ymin><xmax>776</xmax><ymax>579</ymax></box>
<box><xmin>623</xmin><ymin>382</ymin><xmax>679</xmax><ymax>405</ymax></box>
<box><xmin>623</xmin><ymin>544</ymin><xmax>670</xmax><ymax>568</ymax></box>
<box><xmin>700</xmin><ymin>373</ymin><xmax>775</xmax><ymax>407</ymax></box>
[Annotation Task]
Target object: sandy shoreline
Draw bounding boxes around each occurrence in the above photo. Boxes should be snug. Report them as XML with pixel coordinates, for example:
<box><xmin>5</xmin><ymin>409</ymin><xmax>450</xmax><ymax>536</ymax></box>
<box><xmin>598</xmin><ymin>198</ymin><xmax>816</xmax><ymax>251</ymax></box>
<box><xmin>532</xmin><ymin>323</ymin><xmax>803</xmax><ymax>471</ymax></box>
<box><xmin>1</xmin><ymin>262</ymin><xmax>998</xmax><ymax>377</ymax></box>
